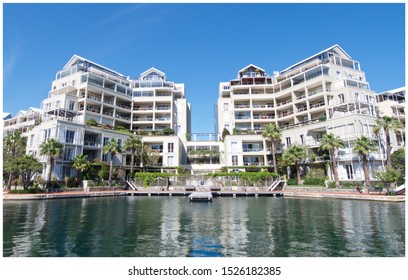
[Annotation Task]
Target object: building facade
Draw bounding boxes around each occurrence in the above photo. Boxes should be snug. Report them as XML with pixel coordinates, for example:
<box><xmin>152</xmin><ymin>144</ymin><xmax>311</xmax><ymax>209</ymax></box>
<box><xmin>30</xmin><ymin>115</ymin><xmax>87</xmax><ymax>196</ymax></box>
<box><xmin>217</xmin><ymin>45</ymin><xmax>397</xmax><ymax>181</ymax></box>
<box><xmin>376</xmin><ymin>87</ymin><xmax>405</xmax><ymax>151</ymax></box>
<box><xmin>4</xmin><ymin>45</ymin><xmax>404</xmax><ymax>182</ymax></box>
<box><xmin>4</xmin><ymin>55</ymin><xmax>191</xmax><ymax>180</ymax></box>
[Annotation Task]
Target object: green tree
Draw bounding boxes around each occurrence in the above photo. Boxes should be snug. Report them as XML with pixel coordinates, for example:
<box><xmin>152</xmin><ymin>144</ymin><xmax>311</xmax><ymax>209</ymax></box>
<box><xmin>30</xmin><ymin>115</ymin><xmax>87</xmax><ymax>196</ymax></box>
<box><xmin>352</xmin><ymin>136</ymin><xmax>378</xmax><ymax>188</ymax></box>
<box><xmin>390</xmin><ymin>148</ymin><xmax>405</xmax><ymax>185</ymax></box>
<box><xmin>124</xmin><ymin>135</ymin><xmax>142</xmax><ymax>176</ymax></box>
<box><xmin>39</xmin><ymin>138</ymin><xmax>63</xmax><ymax>189</ymax></box>
<box><xmin>262</xmin><ymin>123</ymin><xmax>282</xmax><ymax>173</ymax></box>
<box><xmin>12</xmin><ymin>155</ymin><xmax>43</xmax><ymax>189</ymax></box>
<box><xmin>319</xmin><ymin>133</ymin><xmax>345</xmax><ymax>188</ymax></box>
<box><xmin>282</xmin><ymin>144</ymin><xmax>307</xmax><ymax>184</ymax></box>
<box><xmin>3</xmin><ymin>131</ymin><xmax>27</xmax><ymax>190</ymax></box>
<box><xmin>373</xmin><ymin>167</ymin><xmax>399</xmax><ymax>193</ymax></box>
<box><xmin>145</xmin><ymin>148</ymin><xmax>161</xmax><ymax>167</ymax></box>
<box><xmin>373</xmin><ymin>116</ymin><xmax>403</xmax><ymax>168</ymax></box>
<box><xmin>103</xmin><ymin>138</ymin><xmax>122</xmax><ymax>188</ymax></box>
<box><xmin>71</xmin><ymin>154</ymin><xmax>91</xmax><ymax>186</ymax></box>
<box><xmin>221</xmin><ymin>128</ymin><xmax>230</xmax><ymax>142</ymax></box>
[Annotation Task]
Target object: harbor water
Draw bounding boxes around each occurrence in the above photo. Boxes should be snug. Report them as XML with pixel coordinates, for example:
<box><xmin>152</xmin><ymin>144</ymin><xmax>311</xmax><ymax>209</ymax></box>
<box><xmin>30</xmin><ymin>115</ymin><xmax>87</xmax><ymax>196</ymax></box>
<box><xmin>3</xmin><ymin>196</ymin><xmax>405</xmax><ymax>257</ymax></box>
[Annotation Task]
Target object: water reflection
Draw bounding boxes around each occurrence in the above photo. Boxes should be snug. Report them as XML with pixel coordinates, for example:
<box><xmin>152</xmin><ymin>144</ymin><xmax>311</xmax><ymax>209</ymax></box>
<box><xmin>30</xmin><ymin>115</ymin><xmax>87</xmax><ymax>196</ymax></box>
<box><xmin>3</xmin><ymin>197</ymin><xmax>405</xmax><ymax>257</ymax></box>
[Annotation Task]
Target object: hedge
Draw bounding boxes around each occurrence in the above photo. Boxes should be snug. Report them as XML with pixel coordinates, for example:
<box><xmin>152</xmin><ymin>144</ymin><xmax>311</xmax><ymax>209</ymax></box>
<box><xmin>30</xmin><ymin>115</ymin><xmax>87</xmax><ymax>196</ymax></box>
<box><xmin>303</xmin><ymin>177</ymin><xmax>325</xmax><ymax>186</ymax></box>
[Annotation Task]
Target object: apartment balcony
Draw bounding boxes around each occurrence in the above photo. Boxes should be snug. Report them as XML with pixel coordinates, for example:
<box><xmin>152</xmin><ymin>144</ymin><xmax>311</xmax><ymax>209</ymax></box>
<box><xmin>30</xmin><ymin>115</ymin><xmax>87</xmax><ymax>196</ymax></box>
<box><xmin>156</xmin><ymin>106</ymin><xmax>171</xmax><ymax>111</ymax></box>
<box><xmin>82</xmin><ymin>73</ymin><xmax>133</xmax><ymax>97</ymax></box>
<box><xmin>116</xmin><ymin>104</ymin><xmax>131</xmax><ymax>110</ymax></box>
<box><xmin>49</xmin><ymin>85</ymin><xmax>77</xmax><ymax>96</ymax></box>
<box><xmin>134</xmin><ymin>106</ymin><xmax>153</xmax><ymax>111</ymax></box>
<box><xmin>103</xmin><ymin>99</ymin><xmax>114</xmax><ymax>106</ymax></box>
<box><xmin>148</xmin><ymin>148</ymin><xmax>164</xmax><ymax>153</ymax></box>
<box><xmin>83</xmin><ymin>140</ymin><xmax>102</xmax><ymax>148</ymax></box>
<box><xmin>297</xmin><ymin>106</ymin><xmax>308</xmax><ymax>113</ymax></box>
<box><xmin>276</xmin><ymin>100</ymin><xmax>292</xmax><ymax>108</ymax></box>
<box><xmin>253</xmin><ymin>114</ymin><xmax>274</xmax><ymax>120</ymax></box>
<box><xmin>87</xmin><ymin>95</ymin><xmax>102</xmax><ymax>103</ymax></box>
<box><xmin>337</xmin><ymin>152</ymin><xmax>385</xmax><ymax>161</ymax></box>
<box><xmin>280</xmin><ymin>118</ymin><xmax>326</xmax><ymax>131</ymax></box>
<box><xmin>155</xmin><ymin>92</ymin><xmax>172</xmax><ymax>97</ymax></box>
<box><xmin>115</xmin><ymin>114</ymin><xmax>131</xmax><ymax>121</ymax></box>
<box><xmin>234</xmin><ymin>104</ymin><xmax>250</xmax><ymax>109</ymax></box>
<box><xmin>235</xmin><ymin>115</ymin><xmax>251</xmax><ymax>120</ymax></box>
<box><xmin>278</xmin><ymin>110</ymin><xmax>294</xmax><ymax>118</ymax></box>
<box><xmin>133</xmin><ymin>92</ymin><xmax>154</xmax><ymax>97</ymax></box>
<box><xmin>252</xmin><ymin>104</ymin><xmax>274</xmax><ymax>109</ymax></box>
<box><xmin>243</xmin><ymin>155</ymin><xmax>265</xmax><ymax>165</ymax></box>
<box><xmin>102</xmin><ymin>111</ymin><xmax>113</xmax><ymax>117</ymax></box>
<box><xmin>134</xmin><ymin>117</ymin><xmax>153</xmax><ymax>122</ymax></box>
<box><xmin>296</xmin><ymin>95</ymin><xmax>307</xmax><ymax>101</ymax></box>
<box><xmin>309</xmin><ymin>101</ymin><xmax>326</xmax><ymax>111</ymax></box>
<box><xmin>308</xmin><ymin>87</ymin><xmax>323</xmax><ymax>97</ymax></box>
<box><xmin>81</xmin><ymin>106</ymin><xmax>101</xmax><ymax>114</ymax></box>
<box><xmin>306</xmin><ymin>138</ymin><xmax>322</xmax><ymax>147</ymax></box>
<box><xmin>242</xmin><ymin>145</ymin><xmax>264</xmax><ymax>153</ymax></box>
<box><xmin>155</xmin><ymin>117</ymin><xmax>171</xmax><ymax>122</ymax></box>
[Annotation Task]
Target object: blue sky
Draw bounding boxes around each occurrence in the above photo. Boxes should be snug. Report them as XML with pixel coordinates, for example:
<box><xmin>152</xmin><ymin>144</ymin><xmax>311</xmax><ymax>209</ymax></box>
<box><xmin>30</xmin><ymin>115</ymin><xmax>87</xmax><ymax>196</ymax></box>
<box><xmin>3</xmin><ymin>3</ymin><xmax>405</xmax><ymax>133</ymax></box>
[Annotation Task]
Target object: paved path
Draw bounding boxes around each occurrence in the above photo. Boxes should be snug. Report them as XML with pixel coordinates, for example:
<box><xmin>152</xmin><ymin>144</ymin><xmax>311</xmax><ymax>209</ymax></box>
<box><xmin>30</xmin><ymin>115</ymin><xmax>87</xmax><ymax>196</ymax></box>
<box><xmin>3</xmin><ymin>189</ymin><xmax>405</xmax><ymax>202</ymax></box>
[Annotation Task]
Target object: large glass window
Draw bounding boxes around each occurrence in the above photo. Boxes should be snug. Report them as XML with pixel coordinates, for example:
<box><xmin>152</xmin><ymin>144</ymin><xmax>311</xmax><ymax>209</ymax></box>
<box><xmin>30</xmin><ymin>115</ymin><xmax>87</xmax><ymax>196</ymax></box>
<box><xmin>167</xmin><ymin>156</ymin><xmax>174</xmax><ymax>166</ymax></box>
<box><xmin>232</xmin><ymin>155</ymin><xmax>238</xmax><ymax>166</ymax></box>
<box><xmin>286</xmin><ymin>137</ymin><xmax>291</xmax><ymax>147</ymax></box>
<box><xmin>65</xmin><ymin>130</ymin><xmax>75</xmax><ymax>144</ymax></box>
<box><xmin>69</xmin><ymin>101</ymin><xmax>75</xmax><ymax>111</ymax></box>
<box><xmin>231</xmin><ymin>142</ymin><xmax>238</xmax><ymax>152</ymax></box>
<box><xmin>43</xmin><ymin>129</ymin><xmax>51</xmax><ymax>142</ymax></box>
<box><xmin>64</xmin><ymin>148</ymin><xmax>74</xmax><ymax>161</ymax></box>
<box><xmin>345</xmin><ymin>164</ymin><xmax>354</xmax><ymax>179</ymax></box>
<box><xmin>338</xmin><ymin>94</ymin><xmax>345</xmax><ymax>104</ymax></box>
<box><xmin>168</xmin><ymin>143</ymin><xmax>174</xmax><ymax>153</ymax></box>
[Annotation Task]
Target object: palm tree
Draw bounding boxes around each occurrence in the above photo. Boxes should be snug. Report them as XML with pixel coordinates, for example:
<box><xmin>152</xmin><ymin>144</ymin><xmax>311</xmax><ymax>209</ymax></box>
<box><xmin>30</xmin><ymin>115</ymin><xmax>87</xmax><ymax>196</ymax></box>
<box><xmin>319</xmin><ymin>133</ymin><xmax>345</xmax><ymax>187</ymax></box>
<box><xmin>103</xmin><ymin>138</ymin><xmax>122</xmax><ymax>188</ymax></box>
<box><xmin>39</xmin><ymin>138</ymin><xmax>64</xmax><ymax>189</ymax></box>
<box><xmin>262</xmin><ymin>123</ymin><xmax>282</xmax><ymax>173</ymax></box>
<box><xmin>373</xmin><ymin>116</ymin><xmax>403</xmax><ymax>168</ymax></box>
<box><xmin>352</xmin><ymin>136</ymin><xmax>378</xmax><ymax>188</ymax></box>
<box><xmin>3</xmin><ymin>130</ymin><xmax>27</xmax><ymax>189</ymax></box>
<box><xmin>71</xmin><ymin>154</ymin><xmax>91</xmax><ymax>186</ymax></box>
<box><xmin>124</xmin><ymin>135</ymin><xmax>142</xmax><ymax>176</ymax></box>
<box><xmin>282</xmin><ymin>144</ymin><xmax>307</xmax><ymax>184</ymax></box>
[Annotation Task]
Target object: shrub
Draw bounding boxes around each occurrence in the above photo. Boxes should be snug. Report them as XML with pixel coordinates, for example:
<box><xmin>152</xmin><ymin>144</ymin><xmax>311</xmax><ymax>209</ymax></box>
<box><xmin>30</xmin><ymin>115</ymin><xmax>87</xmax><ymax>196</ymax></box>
<box><xmin>9</xmin><ymin>187</ymin><xmax>43</xmax><ymax>194</ymax></box>
<box><xmin>287</xmin><ymin>178</ymin><xmax>298</xmax><ymax>185</ymax></box>
<box><xmin>162</xmin><ymin>128</ymin><xmax>175</xmax><ymax>135</ymax></box>
<box><xmin>220</xmin><ymin>166</ymin><xmax>228</xmax><ymax>173</ymax></box>
<box><xmin>340</xmin><ymin>182</ymin><xmax>355</xmax><ymax>189</ymax></box>
<box><xmin>306</xmin><ymin>167</ymin><xmax>326</xmax><ymax>178</ymax></box>
<box><xmin>327</xmin><ymin>181</ymin><xmax>336</xmax><ymax>189</ymax></box>
<box><xmin>372</xmin><ymin>181</ymin><xmax>386</xmax><ymax>189</ymax></box>
<box><xmin>303</xmin><ymin>177</ymin><xmax>325</xmax><ymax>186</ymax></box>
<box><xmin>176</xmin><ymin>166</ymin><xmax>186</xmax><ymax>174</ymax></box>
<box><xmin>115</xmin><ymin>126</ymin><xmax>129</xmax><ymax>133</ymax></box>
<box><xmin>134</xmin><ymin>172</ymin><xmax>171</xmax><ymax>187</ymax></box>
<box><xmin>86</xmin><ymin>118</ymin><xmax>98</xmax><ymax>126</ymax></box>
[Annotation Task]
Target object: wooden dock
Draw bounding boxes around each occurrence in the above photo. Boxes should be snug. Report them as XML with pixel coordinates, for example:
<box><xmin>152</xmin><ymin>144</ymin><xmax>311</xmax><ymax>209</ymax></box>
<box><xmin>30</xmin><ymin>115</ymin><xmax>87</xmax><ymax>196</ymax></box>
<box><xmin>188</xmin><ymin>192</ymin><xmax>213</xmax><ymax>202</ymax></box>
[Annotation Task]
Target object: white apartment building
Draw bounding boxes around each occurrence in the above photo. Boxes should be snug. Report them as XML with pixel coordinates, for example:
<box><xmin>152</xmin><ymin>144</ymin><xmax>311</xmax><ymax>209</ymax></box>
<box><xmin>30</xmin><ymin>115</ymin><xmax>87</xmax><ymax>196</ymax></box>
<box><xmin>218</xmin><ymin>44</ymin><xmax>388</xmax><ymax>181</ymax></box>
<box><xmin>4</xmin><ymin>55</ymin><xmax>191</xmax><ymax>180</ymax></box>
<box><xmin>3</xmin><ymin>107</ymin><xmax>42</xmax><ymax>134</ymax></box>
<box><xmin>376</xmin><ymin>87</ymin><xmax>405</xmax><ymax>150</ymax></box>
<box><xmin>4</xmin><ymin>45</ymin><xmax>404</xmax><ymax>183</ymax></box>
